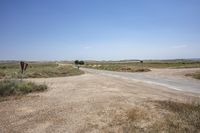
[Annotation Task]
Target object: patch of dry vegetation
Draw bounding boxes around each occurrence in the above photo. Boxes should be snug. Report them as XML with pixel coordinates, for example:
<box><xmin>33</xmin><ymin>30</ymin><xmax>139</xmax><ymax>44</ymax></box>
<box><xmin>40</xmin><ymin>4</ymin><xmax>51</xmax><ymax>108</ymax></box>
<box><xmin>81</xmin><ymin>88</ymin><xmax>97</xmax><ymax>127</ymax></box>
<box><xmin>105</xmin><ymin>100</ymin><xmax>200</xmax><ymax>133</ymax></box>
<box><xmin>0</xmin><ymin>80</ymin><xmax>47</xmax><ymax>97</ymax></box>
<box><xmin>185</xmin><ymin>71</ymin><xmax>200</xmax><ymax>80</ymax></box>
<box><xmin>84</xmin><ymin>60</ymin><xmax>200</xmax><ymax>72</ymax></box>
<box><xmin>150</xmin><ymin>100</ymin><xmax>200</xmax><ymax>132</ymax></box>
<box><xmin>0</xmin><ymin>62</ymin><xmax>84</xmax><ymax>79</ymax></box>
<box><xmin>85</xmin><ymin>63</ymin><xmax>151</xmax><ymax>72</ymax></box>
<box><xmin>126</xmin><ymin>107</ymin><xmax>148</xmax><ymax>122</ymax></box>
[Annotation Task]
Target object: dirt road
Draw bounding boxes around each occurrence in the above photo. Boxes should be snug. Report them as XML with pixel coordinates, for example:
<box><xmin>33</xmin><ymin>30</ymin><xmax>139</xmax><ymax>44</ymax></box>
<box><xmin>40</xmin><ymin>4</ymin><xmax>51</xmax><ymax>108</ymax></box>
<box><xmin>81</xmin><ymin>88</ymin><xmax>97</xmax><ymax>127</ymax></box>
<box><xmin>82</xmin><ymin>68</ymin><xmax>200</xmax><ymax>93</ymax></box>
<box><xmin>0</xmin><ymin>69</ymin><xmax>199</xmax><ymax>133</ymax></box>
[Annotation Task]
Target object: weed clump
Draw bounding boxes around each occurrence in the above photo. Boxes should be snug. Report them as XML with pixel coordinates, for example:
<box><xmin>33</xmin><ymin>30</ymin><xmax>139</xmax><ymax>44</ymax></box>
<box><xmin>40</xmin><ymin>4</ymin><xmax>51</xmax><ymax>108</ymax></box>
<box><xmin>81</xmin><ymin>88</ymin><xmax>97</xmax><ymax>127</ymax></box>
<box><xmin>185</xmin><ymin>71</ymin><xmax>200</xmax><ymax>80</ymax></box>
<box><xmin>0</xmin><ymin>80</ymin><xmax>47</xmax><ymax>97</ymax></box>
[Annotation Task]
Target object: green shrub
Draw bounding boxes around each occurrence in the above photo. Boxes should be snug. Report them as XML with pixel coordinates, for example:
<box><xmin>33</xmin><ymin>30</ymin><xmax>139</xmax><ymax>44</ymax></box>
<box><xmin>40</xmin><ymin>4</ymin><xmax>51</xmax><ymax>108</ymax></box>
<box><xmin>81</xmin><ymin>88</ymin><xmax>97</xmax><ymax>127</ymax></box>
<box><xmin>0</xmin><ymin>80</ymin><xmax>47</xmax><ymax>97</ymax></box>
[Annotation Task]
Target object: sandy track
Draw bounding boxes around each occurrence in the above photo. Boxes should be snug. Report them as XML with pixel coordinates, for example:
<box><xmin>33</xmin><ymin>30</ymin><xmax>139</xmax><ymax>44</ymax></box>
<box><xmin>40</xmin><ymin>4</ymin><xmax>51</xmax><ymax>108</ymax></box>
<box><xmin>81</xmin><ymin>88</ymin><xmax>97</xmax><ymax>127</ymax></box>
<box><xmin>0</xmin><ymin>71</ymin><xmax>199</xmax><ymax>133</ymax></box>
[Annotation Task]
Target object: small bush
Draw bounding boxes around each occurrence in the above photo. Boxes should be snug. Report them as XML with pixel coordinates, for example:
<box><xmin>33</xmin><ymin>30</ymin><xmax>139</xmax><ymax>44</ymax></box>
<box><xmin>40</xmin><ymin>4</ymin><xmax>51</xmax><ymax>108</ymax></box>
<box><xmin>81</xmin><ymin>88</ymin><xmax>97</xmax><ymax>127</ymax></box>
<box><xmin>0</xmin><ymin>80</ymin><xmax>47</xmax><ymax>97</ymax></box>
<box><xmin>127</xmin><ymin>107</ymin><xmax>148</xmax><ymax>121</ymax></box>
<box><xmin>0</xmin><ymin>71</ymin><xmax>6</xmax><ymax>78</ymax></box>
<box><xmin>134</xmin><ymin>68</ymin><xmax>151</xmax><ymax>72</ymax></box>
<box><xmin>0</xmin><ymin>66</ymin><xmax>7</xmax><ymax>69</ymax></box>
<box><xmin>185</xmin><ymin>71</ymin><xmax>200</xmax><ymax>80</ymax></box>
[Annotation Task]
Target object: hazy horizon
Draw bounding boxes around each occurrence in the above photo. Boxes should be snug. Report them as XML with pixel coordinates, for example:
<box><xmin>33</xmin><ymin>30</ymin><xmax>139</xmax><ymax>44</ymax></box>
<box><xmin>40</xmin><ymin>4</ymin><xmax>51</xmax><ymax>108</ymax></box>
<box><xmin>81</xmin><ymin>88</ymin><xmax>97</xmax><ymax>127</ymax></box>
<box><xmin>1</xmin><ymin>0</ymin><xmax>200</xmax><ymax>60</ymax></box>
<box><xmin>0</xmin><ymin>58</ymin><xmax>200</xmax><ymax>62</ymax></box>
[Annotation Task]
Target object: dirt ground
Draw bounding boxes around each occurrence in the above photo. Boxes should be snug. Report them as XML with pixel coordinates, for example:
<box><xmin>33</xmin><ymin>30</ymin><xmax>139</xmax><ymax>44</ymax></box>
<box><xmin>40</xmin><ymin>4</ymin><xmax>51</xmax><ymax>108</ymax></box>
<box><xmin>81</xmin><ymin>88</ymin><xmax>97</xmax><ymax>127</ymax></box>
<box><xmin>0</xmin><ymin>69</ymin><xmax>199</xmax><ymax>133</ymax></box>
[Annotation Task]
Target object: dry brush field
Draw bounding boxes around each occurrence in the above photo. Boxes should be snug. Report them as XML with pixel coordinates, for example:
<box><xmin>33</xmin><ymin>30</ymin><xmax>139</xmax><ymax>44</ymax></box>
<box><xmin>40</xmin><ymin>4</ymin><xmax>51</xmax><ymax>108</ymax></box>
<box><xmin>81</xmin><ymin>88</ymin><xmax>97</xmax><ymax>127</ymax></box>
<box><xmin>0</xmin><ymin>61</ymin><xmax>200</xmax><ymax>133</ymax></box>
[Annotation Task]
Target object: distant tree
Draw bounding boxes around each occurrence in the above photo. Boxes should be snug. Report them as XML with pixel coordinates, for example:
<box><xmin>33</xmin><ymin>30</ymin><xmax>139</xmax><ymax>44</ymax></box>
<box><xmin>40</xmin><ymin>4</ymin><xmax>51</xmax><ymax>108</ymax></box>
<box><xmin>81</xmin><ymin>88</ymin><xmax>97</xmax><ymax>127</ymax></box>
<box><xmin>74</xmin><ymin>60</ymin><xmax>85</xmax><ymax>65</ymax></box>
<box><xmin>79</xmin><ymin>61</ymin><xmax>85</xmax><ymax>65</ymax></box>
<box><xmin>75</xmin><ymin>60</ymin><xmax>79</xmax><ymax>65</ymax></box>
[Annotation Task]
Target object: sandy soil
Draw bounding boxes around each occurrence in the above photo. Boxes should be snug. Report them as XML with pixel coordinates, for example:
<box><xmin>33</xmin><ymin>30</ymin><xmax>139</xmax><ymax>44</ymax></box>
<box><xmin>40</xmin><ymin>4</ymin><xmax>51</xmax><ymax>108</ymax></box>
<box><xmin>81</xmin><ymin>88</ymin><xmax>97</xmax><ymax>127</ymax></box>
<box><xmin>0</xmin><ymin>69</ymin><xmax>199</xmax><ymax>133</ymax></box>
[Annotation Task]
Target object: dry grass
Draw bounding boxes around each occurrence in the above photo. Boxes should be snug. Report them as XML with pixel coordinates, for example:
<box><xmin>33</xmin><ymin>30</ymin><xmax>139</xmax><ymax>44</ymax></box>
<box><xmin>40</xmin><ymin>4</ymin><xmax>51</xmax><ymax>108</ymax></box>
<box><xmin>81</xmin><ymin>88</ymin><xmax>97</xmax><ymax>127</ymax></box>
<box><xmin>0</xmin><ymin>80</ymin><xmax>47</xmax><ymax>97</ymax></box>
<box><xmin>126</xmin><ymin>107</ymin><xmax>148</xmax><ymax>122</ymax></box>
<box><xmin>185</xmin><ymin>71</ymin><xmax>200</xmax><ymax>80</ymax></box>
<box><xmin>151</xmin><ymin>100</ymin><xmax>200</xmax><ymax>132</ymax></box>
<box><xmin>84</xmin><ymin>60</ymin><xmax>200</xmax><ymax>72</ymax></box>
<box><xmin>105</xmin><ymin>100</ymin><xmax>200</xmax><ymax>133</ymax></box>
<box><xmin>0</xmin><ymin>62</ymin><xmax>84</xmax><ymax>79</ymax></box>
<box><xmin>85</xmin><ymin>63</ymin><xmax>151</xmax><ymax>72</ymax></box>
<box><xmin>85</xmin><ymin>60</ymin><xmax>200</xmax><ymax>70</ymax></box>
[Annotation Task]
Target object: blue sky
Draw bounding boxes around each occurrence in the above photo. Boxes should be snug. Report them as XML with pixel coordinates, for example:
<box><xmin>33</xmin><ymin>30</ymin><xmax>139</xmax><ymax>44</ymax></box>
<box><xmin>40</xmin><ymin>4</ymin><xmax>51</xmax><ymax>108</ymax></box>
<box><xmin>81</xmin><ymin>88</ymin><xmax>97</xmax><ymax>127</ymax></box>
<box><xmin>0</xmin><ymin>0</ymin><xmax>200</xmax><ymax>60</ymax></box>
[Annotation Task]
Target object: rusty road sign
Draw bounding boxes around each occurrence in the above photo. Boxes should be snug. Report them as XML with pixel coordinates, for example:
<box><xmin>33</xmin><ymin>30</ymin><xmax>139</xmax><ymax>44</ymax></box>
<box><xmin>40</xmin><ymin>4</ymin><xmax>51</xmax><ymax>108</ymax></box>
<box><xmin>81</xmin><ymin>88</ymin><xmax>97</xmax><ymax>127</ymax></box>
<box><xmin>24</xmin><ymin>63</ymin><xmax>28</xmax><ymax>71</ymax></box>
<box><xmin>20</xmin><ymin>61</ymin><xmax>28</xmax><ymax>74</ymax></box>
